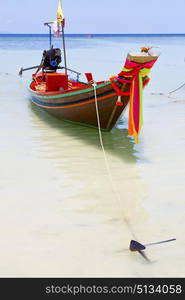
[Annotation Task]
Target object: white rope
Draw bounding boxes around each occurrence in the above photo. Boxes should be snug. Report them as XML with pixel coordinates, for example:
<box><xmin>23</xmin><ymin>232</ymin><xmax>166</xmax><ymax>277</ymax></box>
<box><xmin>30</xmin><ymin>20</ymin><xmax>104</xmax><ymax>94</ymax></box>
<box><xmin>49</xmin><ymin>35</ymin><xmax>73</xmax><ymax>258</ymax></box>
<box><xmin>93</xmin><ymin>81</ymin><xmax>175</xmax><ymax>258</ymax></box>
<box><xmin>93</xmin><ymin>83</ymin><xmax>119</xmax><ymax>196</ymax></box>
<box><xmin>92</xmin><ymin>82</ymin><xmax>137</xmax><ymax>238</ymax></box>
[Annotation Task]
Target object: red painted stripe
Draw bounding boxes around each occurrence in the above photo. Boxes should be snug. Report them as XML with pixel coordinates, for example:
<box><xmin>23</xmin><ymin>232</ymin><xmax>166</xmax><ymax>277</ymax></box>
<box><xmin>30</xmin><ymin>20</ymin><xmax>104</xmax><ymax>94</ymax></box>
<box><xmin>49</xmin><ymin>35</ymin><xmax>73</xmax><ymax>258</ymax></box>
<box><xmin>33</xmin><ymin>92</ymin><xmax>117</xmax><ymax>109</ymax></box>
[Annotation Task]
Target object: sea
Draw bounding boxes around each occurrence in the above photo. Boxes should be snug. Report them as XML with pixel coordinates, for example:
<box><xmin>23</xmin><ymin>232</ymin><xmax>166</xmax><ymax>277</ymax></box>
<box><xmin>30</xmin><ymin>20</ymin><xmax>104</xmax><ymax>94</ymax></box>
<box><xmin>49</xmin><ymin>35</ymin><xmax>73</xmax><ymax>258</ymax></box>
<box><xmin>0</xmin><ymin>33</ymin><xmax>185</xmax><ymax>277</ymax></box>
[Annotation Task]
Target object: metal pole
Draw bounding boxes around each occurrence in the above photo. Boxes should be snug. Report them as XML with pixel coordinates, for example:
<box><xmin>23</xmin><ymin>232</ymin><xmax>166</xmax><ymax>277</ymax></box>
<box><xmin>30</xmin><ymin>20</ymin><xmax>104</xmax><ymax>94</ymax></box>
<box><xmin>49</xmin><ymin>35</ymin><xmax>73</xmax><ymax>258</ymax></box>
<box><xmin>44</xmin><ymin>23</ymin><xmax>52</xmax><ymax>49</ymax></box>
<box><xmin>62</xmin><ymin>25</ymin><xmax>67</xmax><ymax>75</ymax></box>
<box><xmin>49</xmin><ymin>25</ymin><xmax>52</xmax><ymax>48</ymax></box>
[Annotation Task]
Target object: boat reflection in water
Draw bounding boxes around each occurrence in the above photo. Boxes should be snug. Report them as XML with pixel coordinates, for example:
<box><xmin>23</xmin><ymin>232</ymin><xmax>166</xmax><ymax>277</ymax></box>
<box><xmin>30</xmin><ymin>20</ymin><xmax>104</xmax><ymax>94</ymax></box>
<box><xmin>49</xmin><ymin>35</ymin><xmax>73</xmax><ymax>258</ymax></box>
<box><xmin>28</xmin><ymin>100</ymin><xmax>147</xmax><ymax>239</ymax></box>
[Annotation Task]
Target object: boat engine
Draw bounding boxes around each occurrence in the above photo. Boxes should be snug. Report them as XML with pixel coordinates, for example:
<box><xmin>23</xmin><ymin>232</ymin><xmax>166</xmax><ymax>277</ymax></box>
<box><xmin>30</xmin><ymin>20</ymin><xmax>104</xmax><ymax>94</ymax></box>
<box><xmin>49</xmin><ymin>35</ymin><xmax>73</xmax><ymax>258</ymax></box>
<box><xmin>42</xmin><ymin>48</ymin><xmax>62</xmax><ymax>72</ymax></box>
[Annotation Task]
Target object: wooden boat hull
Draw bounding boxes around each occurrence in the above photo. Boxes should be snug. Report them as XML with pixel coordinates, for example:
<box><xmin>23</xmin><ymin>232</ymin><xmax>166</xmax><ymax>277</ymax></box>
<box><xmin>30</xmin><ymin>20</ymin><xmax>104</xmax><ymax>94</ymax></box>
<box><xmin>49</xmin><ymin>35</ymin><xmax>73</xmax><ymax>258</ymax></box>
<box><xmin>28</xmin><ymin>79</ymin><xmax>130</xmax><ymax>130</ymax></box>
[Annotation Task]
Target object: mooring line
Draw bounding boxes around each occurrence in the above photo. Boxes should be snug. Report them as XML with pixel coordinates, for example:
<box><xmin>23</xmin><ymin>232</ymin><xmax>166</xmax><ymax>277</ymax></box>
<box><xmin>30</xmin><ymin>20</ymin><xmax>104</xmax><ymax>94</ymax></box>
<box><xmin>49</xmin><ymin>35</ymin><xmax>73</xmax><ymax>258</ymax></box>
<box><xmin>92</xmin><ymin>82</ymin><xmax>137</xmax><ymax>239</ymax></box>
<box><xmin>151</xmin><ymin>81</ymin><xmax>185</xmax><ymax>97</ymax></box>
<box><xmin>92</xmin><ymin>82</ymin><xmax>176</xmax><ymax>262</ymax></box>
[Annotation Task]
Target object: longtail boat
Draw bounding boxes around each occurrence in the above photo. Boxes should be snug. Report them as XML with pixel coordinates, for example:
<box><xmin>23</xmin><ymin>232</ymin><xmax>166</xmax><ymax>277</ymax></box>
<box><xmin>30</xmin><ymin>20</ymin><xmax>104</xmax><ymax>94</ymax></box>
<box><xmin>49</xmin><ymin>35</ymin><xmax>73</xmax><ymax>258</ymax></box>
<box><xmin>19</xmin><ymin>1</ymin><xmax>159</xmax><ymax>142</ymax></box>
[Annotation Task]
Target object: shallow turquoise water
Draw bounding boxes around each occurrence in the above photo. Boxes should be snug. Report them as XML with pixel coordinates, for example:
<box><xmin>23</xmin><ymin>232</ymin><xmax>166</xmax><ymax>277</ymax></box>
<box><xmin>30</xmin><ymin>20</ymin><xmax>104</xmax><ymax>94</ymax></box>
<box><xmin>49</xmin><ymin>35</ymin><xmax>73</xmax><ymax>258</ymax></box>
<box><xmin>0</xmin><ymin>34</ymin><xmax>185</xmax><ymax>277</ymax></box>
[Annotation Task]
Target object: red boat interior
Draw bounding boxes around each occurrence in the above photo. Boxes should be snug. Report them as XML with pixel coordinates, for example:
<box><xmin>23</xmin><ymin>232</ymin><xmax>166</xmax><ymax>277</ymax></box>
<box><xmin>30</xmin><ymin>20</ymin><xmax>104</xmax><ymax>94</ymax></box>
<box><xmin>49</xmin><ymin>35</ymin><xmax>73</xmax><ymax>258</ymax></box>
<box><xmin>30</xmin><ymin>72</ymin><xmax>105</xmax><ymax>93</ymax></box>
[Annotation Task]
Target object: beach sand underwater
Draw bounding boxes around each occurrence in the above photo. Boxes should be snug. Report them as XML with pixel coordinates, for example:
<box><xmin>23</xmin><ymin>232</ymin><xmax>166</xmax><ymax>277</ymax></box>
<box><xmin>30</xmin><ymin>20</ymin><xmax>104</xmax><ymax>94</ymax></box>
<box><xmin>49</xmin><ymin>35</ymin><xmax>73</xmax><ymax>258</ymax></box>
<box><xmin>0</xmin><ymin>34</ymin><xmax>185</xmax><ymax>277</ymax></box>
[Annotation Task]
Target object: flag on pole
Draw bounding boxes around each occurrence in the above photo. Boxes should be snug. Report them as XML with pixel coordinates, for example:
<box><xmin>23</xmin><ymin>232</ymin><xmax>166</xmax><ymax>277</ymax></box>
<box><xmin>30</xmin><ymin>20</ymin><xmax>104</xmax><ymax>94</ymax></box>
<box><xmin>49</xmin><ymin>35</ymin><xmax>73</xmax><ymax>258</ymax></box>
<box><xmin>57</xmin><ymin>0</ymin><xmax>65</xmax><ymax>27</ymax></box>
<box><xmin>52</xmin><ymin>20</ymin><xmax>60</xmax><ymax>37</ymax></box>
<box><xmin>52</xmin><ymin>0</ymin><xmax>65</xmax><ymax>38</ymax></box>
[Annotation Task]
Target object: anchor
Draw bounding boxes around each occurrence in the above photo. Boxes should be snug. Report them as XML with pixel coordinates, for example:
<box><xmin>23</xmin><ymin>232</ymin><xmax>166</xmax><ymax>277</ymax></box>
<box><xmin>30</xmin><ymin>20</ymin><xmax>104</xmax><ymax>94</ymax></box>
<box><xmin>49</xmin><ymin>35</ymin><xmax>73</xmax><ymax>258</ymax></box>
<box><xmin>129</xmin><ymin>238</ymin><xmax>176</xmax><ymax>262</ymax></box>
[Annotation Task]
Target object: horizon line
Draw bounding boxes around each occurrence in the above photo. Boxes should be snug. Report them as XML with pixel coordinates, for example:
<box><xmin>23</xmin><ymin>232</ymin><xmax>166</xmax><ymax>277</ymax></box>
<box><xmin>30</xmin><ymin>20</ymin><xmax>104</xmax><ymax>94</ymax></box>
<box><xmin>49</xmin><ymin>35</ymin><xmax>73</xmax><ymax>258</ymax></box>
<box><xmin>1</xmin><ymin>32</ymin><xmax>185</xmax><ymax>35</ymax></box>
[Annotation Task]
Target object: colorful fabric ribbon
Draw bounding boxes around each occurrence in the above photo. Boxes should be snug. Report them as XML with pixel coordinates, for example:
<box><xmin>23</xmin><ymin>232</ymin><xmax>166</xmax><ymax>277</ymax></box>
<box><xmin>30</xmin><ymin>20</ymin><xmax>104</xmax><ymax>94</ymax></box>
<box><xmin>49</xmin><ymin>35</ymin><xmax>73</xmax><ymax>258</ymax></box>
<box><xmin>118</xmin><ymin>58</ymin><xmax>157</xmax><ymax>143</ymax></box>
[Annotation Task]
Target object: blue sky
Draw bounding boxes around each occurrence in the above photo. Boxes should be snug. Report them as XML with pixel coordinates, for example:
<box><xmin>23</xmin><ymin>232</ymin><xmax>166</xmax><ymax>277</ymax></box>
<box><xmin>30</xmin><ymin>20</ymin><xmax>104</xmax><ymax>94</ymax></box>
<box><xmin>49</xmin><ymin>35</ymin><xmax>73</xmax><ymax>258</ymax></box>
<box><xmin>1</xmin><ymin>0</ymin><xmax>185</xmax><ymax>34</ymax></box>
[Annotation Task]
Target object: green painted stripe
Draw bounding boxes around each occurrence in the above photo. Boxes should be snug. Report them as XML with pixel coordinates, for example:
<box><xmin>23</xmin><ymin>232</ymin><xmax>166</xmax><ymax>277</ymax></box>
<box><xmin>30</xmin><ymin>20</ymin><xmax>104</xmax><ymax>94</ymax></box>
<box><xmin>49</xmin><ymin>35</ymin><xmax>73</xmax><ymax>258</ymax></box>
<box><xmin>27</xmin><ymin>81</ymin><xmax>110</xmax><ymax>100</ymax></box>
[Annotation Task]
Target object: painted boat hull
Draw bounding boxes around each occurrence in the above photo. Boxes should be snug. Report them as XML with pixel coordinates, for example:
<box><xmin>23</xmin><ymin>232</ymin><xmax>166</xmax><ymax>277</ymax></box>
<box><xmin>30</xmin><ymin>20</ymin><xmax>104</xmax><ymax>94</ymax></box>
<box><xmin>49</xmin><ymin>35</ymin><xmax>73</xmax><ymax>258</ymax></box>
<box><xmin>28</xmin><ymin>79</ymin><xmax>131</xmax><ymax>130</ymax></box>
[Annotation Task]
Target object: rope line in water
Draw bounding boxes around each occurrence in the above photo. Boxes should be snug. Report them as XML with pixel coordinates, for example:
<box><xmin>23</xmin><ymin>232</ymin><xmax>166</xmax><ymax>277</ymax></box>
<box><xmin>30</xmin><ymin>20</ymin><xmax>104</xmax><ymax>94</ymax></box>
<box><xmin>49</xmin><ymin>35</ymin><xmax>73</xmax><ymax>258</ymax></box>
<box><xmin>151</xmin><ymin>81</ymin><xmax>185</xmax><ymax>97</ymax></box>
<box><xmin>168</xmin><ymin>82</ymin><xmax>185</xmax><ymax>94</ymax></box>
<box><xmin>92</xmin><ymin>82</ymin><xmax>137</xmax><ymax>240</ymax></box>
<box><xmin>92</xmin><ymin>83</ymin><xmax>176</xmax><ymax>262</ymax></box>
